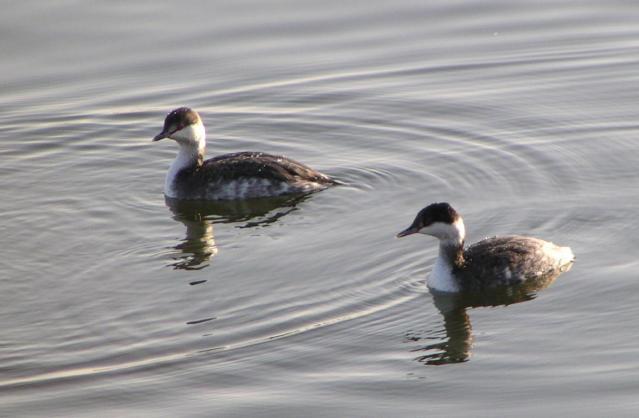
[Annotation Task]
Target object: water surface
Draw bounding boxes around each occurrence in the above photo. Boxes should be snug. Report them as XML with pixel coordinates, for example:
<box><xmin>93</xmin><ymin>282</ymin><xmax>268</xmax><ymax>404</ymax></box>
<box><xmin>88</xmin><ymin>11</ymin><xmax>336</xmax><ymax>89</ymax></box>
<box><xmin>2</xmin><ymin>1</ymin><xmax>639</xmax><ymax>416</ymax></box>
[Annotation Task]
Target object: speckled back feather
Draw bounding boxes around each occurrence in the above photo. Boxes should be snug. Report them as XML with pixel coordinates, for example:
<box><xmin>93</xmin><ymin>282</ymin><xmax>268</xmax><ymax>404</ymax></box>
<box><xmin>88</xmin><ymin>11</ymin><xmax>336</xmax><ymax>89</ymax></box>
<box><xmin>455</xmin><ymin>235</ymin><xmax>574</xmax><ymax>292</ymax></box>
<box><xmin>172</xmin><ymin>151</ymin><xmax>336</xmax><ymax>200</ymax></box>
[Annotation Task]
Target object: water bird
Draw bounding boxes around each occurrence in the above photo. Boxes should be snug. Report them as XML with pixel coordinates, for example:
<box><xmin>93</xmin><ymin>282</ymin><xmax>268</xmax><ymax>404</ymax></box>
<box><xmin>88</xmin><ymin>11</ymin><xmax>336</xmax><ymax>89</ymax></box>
<box><xmin>153</xmin><ymin>107</ymin><xmax>336</xmax><ymax>200</ymax></box>
<box><xmin>397</xmin><ymin>202</ymin><xmax>574</xmax><ymax>293</ymax></box>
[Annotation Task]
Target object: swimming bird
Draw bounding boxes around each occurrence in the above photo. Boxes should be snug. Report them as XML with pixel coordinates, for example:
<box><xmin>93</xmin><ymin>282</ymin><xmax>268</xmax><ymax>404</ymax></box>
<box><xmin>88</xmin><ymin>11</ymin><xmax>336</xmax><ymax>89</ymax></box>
<box><xmin>153</xmin><ymin>107</ymin><xmax>336</xmax><ymax>200</ymax></box>
<box><xmin>397</xmin><ymin>202</ymin><xmax>574</xmax><ymax>293</ymax></box>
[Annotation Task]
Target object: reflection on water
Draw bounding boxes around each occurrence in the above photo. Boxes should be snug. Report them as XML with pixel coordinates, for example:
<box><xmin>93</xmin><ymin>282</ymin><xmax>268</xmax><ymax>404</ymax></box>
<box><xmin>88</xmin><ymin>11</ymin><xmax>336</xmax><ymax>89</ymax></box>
<box><xmin>165</xmin><ymin>194</ymin><xmax>309</xmax><ymax>270</ymax></box>
<box><xmin>408</xmin><ymin>268</ymin><xmax>570</xmax><ymax>365</ymax></box>
<box><xmin>3</xmin><ymin>0</ymin><xmax>639</xmax><ymax>414</ymax></box>
<box><xmin>169</xmin><ymin>213</ymin><xmax>217</xmax><ymax>271</ymax></box>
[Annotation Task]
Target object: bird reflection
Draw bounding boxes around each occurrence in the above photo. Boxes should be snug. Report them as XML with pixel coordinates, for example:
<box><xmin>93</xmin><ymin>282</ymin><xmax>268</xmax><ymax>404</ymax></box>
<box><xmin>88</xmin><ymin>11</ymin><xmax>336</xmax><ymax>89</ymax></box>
<box><xmin>165</xmin><ymin>194</ymin><xmax>309</xmax><ymax>271</ymax></box>
<box><xmin>408</xmin><ymin>268</ymin><xmax>571</xmax><ymax>365</ymax></box>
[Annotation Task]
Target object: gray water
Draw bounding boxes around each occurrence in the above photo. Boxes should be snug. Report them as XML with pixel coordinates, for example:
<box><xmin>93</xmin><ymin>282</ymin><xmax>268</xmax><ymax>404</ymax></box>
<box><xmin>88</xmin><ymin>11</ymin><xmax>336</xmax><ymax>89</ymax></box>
<box><xmin>2</xmin><ymin>1</ymin><xmax>639</xmax><ymax>417</ymax></box>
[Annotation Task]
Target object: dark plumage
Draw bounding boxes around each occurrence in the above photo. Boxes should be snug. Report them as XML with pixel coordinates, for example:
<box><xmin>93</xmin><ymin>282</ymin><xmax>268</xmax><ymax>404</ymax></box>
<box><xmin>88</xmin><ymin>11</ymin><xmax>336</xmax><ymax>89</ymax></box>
<box><xmin>453</xmin><ymin>235</ymin><xmax>573</xmax><ymax>292</ymax></box>
<box><xmin>153</xmin><ymin>107</ymin><xmax>336</xmax><ymax>200</ymax></box>
<box><xmin>172</xmin><ymin>151</ymin><xmax>336</xmax><ymax>200</ymax></box>
<box><xmin>397</xmin><ymin>202</ymin><xmax>574</xmax><ymax>293</ymax></box>
<box><xmin>406</xmin><ymin>202</ymin><xmax>460</xmax><ymax>230</ymax></box>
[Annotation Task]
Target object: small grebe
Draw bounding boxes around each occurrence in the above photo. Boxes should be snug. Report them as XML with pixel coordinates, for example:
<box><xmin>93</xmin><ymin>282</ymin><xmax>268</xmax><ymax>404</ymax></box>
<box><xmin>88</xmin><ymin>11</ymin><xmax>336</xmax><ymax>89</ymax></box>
<box><xmin>397</xmin><ymin>202</ymin><xmax>574</xmax><ymax>293</ymax></box>
<box><xmin>153</xmin><ymin>107</ymin><xmax>336</xmax><ymax>200</ymax></box>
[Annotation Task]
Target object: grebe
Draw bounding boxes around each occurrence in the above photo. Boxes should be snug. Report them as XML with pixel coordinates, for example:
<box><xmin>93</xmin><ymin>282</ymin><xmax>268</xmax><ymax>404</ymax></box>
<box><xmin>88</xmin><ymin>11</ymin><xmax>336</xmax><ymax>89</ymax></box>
<box><xmin>153</xmin><ymin>107</ymin><xmax>336</xmax><ymax>200</ymax></box>
<box><xmin>397</xmin><ymin>202</ymin><xmax>574</xmax><ymax>293</ymax></box>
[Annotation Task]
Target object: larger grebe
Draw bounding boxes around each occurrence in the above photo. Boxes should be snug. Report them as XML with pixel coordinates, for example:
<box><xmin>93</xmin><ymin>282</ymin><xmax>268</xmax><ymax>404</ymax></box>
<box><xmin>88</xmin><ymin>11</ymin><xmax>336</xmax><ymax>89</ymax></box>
<box><xmin>153</xmin><ymin>107</ymin><xmax>336</xmax><ymax>200</ymax></box>
<box><xmin>397</xmin><ymin>202</ymin><xmax>574</xmax><ymax>293</ymax></box>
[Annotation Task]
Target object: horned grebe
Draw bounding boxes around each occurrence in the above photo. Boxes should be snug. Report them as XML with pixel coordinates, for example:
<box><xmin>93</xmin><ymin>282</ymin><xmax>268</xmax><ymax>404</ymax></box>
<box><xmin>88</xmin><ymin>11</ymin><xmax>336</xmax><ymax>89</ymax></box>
<box><xmin>153</xmin><ymin>107</ymin><xmax>336</xmax><ymax>200</ymax></box>
<box><xmin>397</xmin><ymin>202</ymin><xmax>574</xmax><ymax>293</ymax></box>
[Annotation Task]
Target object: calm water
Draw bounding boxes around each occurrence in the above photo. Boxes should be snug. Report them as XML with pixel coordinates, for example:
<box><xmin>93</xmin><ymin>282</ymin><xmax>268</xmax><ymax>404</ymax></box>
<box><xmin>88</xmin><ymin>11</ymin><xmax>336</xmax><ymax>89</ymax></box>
<box><xmin>2</xmin><ymin>1</ymin><xmax>639</xmax><ymax>416</ymax></box>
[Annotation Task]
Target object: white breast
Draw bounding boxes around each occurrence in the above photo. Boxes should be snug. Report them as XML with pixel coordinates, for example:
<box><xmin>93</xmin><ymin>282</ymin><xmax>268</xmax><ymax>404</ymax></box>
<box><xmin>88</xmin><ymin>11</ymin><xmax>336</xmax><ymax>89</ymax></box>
<box><xmin>427</xmin><ymin>256</ymin><xmax>460</xmax><ymax>293</ymax></box>
<box><xmin>165</xmin><ymin>146</ymin><xmax>200</xmax><ymax>198</ymax></box>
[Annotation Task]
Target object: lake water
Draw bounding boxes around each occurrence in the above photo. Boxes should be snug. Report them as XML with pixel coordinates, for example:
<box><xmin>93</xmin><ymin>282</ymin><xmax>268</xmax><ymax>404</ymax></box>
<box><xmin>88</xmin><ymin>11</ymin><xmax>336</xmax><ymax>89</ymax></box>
<box><xmin>2</xmin><ymin>1</ymin><xmax>639</xmax><ymax>416</ymax></box>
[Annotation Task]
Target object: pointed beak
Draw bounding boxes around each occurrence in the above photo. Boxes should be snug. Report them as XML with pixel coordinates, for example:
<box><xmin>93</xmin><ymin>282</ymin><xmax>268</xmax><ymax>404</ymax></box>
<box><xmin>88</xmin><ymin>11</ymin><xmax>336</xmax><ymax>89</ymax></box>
<box><xmin>153</xmin><ymin>130</ymin><xmax>169</xmax><ymax>142</ymax></box>
<box><xmin>396</xmin><ymin>226</ymin><xmax>419</xmax><ymax>238</ymax></box>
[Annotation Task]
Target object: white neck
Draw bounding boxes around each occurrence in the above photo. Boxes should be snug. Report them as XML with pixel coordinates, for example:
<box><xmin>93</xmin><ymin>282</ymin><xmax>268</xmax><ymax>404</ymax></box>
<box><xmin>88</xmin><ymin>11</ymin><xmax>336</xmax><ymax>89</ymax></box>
<box><xmin>164</xmin><ymin>146</ymin><xmax>196</xmax><ymax>197</ymax></box>
<box><xmin>164</xmin><ymin>123</ymin><xmax>207</xmax><ymax>198</ymax></box>
<box><xmin>424</xmin><ymin>219</ymin><xmax>466</xmax><ymax>293</ymax></box>
<box><xmin>428</xmin><ymin>241</ymin><xmax>462</xmax><ymax>293</ymax></box>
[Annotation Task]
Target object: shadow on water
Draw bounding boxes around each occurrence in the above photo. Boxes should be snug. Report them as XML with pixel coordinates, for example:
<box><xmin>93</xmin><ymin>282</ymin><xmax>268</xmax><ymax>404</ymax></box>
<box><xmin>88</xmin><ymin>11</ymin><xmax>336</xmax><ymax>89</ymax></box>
<box><xmin>164</xmin><ymin>194</ymin><xmax>309</xmax><ymax>271</ymax></box>
<box><xmin>407</xmin><ymin>269</ymin><xmax>570</xmax><ymax>366</ymax></box>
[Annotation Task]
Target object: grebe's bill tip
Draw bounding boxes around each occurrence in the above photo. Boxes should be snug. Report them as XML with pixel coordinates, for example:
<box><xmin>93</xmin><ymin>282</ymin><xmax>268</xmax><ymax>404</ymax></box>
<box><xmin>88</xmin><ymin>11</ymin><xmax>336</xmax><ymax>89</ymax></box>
<box><xmin>397</xmin><ymin>226</ymin><xmax>418</xmax><ymax>238</ymax></box>
<box><xmin>153</xmin><ymin>131</ymin><xmax>168</xmax><ymax>142</ymax></box>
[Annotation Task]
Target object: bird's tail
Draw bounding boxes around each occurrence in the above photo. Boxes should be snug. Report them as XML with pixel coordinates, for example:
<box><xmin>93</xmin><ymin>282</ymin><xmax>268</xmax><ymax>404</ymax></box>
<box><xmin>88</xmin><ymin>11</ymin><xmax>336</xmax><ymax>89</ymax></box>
<box><xmin>557</xmin><ymin>246</ymin><xmax>575</xmax><ymax>272</ymax></box>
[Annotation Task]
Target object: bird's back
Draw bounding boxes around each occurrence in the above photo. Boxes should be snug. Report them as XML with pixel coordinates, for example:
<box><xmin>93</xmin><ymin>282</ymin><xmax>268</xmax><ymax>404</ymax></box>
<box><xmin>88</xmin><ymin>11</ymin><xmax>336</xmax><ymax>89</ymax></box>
<box><xmin>173</xmin><ymin>152</ymin><xmax>335</xmax><ymax>200</ymax></box>
<box><xmin>457</xmin><ymin>235</ymin><xmax>574</xmax><ymax>291</ymax></box>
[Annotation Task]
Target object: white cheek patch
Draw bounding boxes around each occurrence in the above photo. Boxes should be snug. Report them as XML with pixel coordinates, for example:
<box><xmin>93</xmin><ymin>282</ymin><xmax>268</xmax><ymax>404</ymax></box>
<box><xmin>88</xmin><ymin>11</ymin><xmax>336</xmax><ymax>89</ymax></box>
<box><xmin>170</xmin><ymin>122</ymin><xmax>206</xmax><ymax>149</ymax></box>
<box><xmin>418</xmin><ymin>219</ymin><xmax>465</xmax><ymax>243</ymax></box>
<box><xmin>419</xmin><ymin>222</ymin><xmax>453</xmax><ymax>238</ymax></box>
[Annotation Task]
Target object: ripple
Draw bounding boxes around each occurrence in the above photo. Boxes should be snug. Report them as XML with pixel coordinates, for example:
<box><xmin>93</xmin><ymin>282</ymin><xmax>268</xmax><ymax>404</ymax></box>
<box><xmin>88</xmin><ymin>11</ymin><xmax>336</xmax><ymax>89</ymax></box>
<box><xmin>0</xmin><ymin>281</ymin><xmax>421</xmax><ymax>391</ymax></box>
<box><xmin>3</xmin><ymin>0</ymin><xmax>639</xmax><ymax>415</ymax></box>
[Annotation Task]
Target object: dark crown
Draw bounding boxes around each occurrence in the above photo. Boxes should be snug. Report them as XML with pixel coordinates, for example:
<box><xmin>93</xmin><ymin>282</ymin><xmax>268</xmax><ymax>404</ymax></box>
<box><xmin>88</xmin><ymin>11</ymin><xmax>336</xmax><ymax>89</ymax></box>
<box><xmin>412</xmin><ymin>202</ymin><xmax>460</xmax><ymax>228</ymax></box>
<box><xmin>163</xmin><ymin>107</ymin><xmax>201</xmax><ymax>131</ymax></box>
